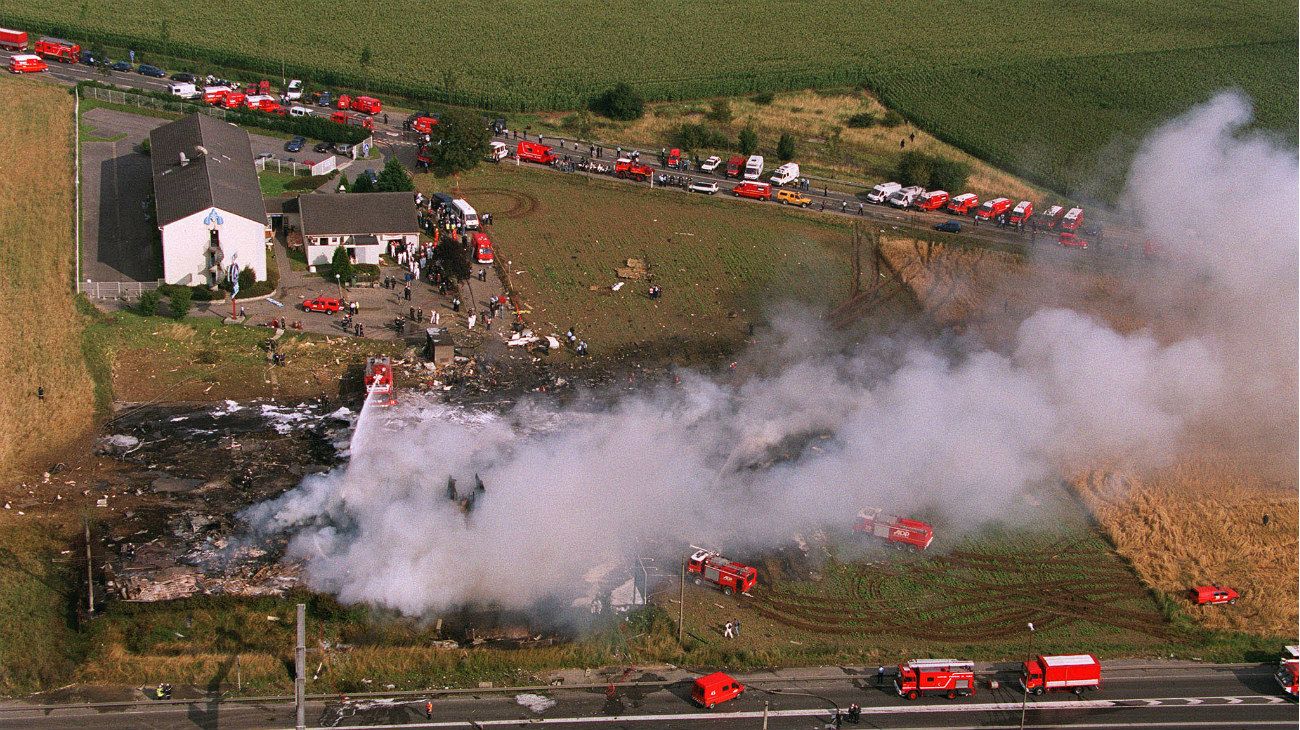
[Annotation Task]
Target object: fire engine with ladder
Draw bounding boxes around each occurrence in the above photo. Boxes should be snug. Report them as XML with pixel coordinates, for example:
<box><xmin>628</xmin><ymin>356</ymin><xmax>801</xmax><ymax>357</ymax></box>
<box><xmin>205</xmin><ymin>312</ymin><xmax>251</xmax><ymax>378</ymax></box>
<box><xmin>854</xmin><ymin>508</ymin><xmax>934</xmax><ymax>550</ymax></box>
<box><xmin>895</xmin><ymin>659</ymin><xmax>976</xmax><ymax>700</ymax></box>
<box><xmin>686</xmin><ymin>547</ymin><xmax>757</xmax><ymax>596</ymax></box>
<box><xmin>364</xmin><ymin>356</ymin><xmax>396</xmax><ymax>406</ymax></box>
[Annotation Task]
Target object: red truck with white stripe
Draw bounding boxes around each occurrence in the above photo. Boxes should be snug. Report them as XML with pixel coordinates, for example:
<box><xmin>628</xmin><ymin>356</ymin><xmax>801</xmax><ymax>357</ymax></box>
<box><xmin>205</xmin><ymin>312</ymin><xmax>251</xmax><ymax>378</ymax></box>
<box><xmin>516</xmin><ymin>140</ymin><xmax>557</xmax><ymax>165</ymax></box>
<box><xmin>1021</xmin><ymin>654</ymin><xmax>1102</xmax><ymax>695</ymax></box>
<box><xmin>974</xmin><ymin>196</ymin><xmax>1012</xmax><ymax>221</ymax></box>
<box><xmin>1277</xmin><ymin>646</ymin><xmax>1298</xmax><ymax>698</ymax></box>
<box><xmin>917</xmin><ymin>190</ymin><xmax>949</xmax><ymax>211</ymax></box>
<box><xmin>687</xmin><ymin>548</ymin><xmax>757</xmax><ymax>596</ymax></box>
<box><xmin>330</xmin><ymin>110</ymin><xmax>374</xmax><ymax>130</ymax></box>
<box><xmin>854</xmin><ymin>508</ymin><xmax>934</xmax><ymax>550</ymax></box>
<box><xmin>946</xmin><ymin>192</ymin><xmax>979</xmax><ymax>215</ymax></box>
<box><xmin>896</xmin><ymin>659</ymin><xmax>975</xmax><ymax>700</ymax></box>
<box><xmin>1009</xmin><ymin>200</ymin><xmax>1034</xmax><ymax>226</ymax></box>
<box><xmin>1061</xmin><ymin>207</ymin><xmax>1085</xmax><ymax>231</ymax></box>
<box><xmin>34</xmin><ymin>36</ymin><xmax>79</xmax><ymax>63</ymax></box>
<box><xmin>0</xmin><ymin>28</ymin><xmax>28</xmax><ymax>51</ymax></box>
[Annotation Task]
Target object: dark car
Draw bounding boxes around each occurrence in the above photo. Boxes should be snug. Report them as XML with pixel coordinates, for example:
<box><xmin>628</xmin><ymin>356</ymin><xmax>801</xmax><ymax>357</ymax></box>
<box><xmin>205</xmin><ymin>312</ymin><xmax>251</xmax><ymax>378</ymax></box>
<box><xmin>110</xmin><ymin>60</ymin><xmax>132</xmax><ymax>72</ymax></box>
<box><xmin>137</xmin><ymin>64</ymin><xmax>166</xmax><ymax>78</ymax></box>
<box><xmin>316</xmin><ymin>91</ymin><xmax>333</xmax><ymax>107</ymax></box>
<box><xmin>170</xmin><ymin>72</ymin><xmax>196</xmax><ymax>83</ymax></box>
<box><xmin>934</xmin><ymin>220</ymin><xmax>962</xmax><ymax>234</ymax></box>
<box><xmin>313</xmin><ymin>141</ymin><xmax>333</xmax><ymax>153</ymax></box>
<box><xmin>79</xmin><ymin>50</ymin><xmax>102</xmax><ymax>65</ymax></box>
<box><xmin>285</xmin><ymin>136</ymin><xmax>306</xmax><ymax>153</ymax></box>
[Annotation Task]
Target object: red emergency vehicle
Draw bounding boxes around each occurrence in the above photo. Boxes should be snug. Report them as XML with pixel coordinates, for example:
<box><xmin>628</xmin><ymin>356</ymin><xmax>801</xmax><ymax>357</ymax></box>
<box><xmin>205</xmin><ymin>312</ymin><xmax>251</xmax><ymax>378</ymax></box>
<box><xmin>516</xmin><ymin>140</ymin><xmax>557</xmax><ymax>165</ymax></box>
<box><xmin>34</xmin><ymin>36</ymin><xmax>80</xmax><ymax>63</ymax></box>
<box><xmin>1061</xmin><ymin>207</ymin><xmax>1084</xmax><ymax>231</ymax></box>
<box><xmin>302</xmin><ymin>297</ymin><xmax>342</xmax><ymax>314</ymax></box>
<box><xmin>667</xmin><ymin>147</ymin><xmax>682</xmax><ymax>168</ymax></box>
<box><xmin>854</xmin><ymin>508</ymin><xmax>934</xmax><ymax>550</ymax></box>
<box><xmin>8</xmin><ymin>54</ymin><xmax>47</xmax><ymax>74</ymax></box>
<box><xmin>692</xmin><ymin>672</ymin><xmax>744</xmax><ymax>709</ymax></box>
<box><xmin>1277</xmin><ymin>646</ymin><xmax>1298</xmax><ymax>698</ymax></box>
<box><xmin>1038</xmin><ymin>205</ymin><xmax>1066</xmax><ymax>230</ymax></box>
<box><xmin>1188</xmin><ymin>584</ymin><xmax>1239</xmax><ymax>605</ymax></box>
<box><xmin>1009</xmin><ymin>200</ymin><xmax>1034</xmax><ymax>226</ymax></box>
<box><xmin>364</xmin><ymin>356</ymin><xmax>396</xmax><ymax>406</ymax></box>
<box><xmin>896</xmin><ymin>659</ymin><xmax>975</xmax><ymax>700</ymax></box>
<box><xmin>222</xmin><ymin>92</ymin><xmax>248</xmax><ymax>109</ymax></box>
<box><xmin>1057</xmin><ymin>232</ymin><xmax>1090</xmax><ymax>249</ymax></box>
<box><xmin>255</xmin><ymin>79</ymin><xmax>271</xmax><ymax>96</ymax></box>
<box><xmin>0</xmin><ymin>28</ymin><xmax>28</xmax><ymax>51</ymax></box>
<box><xmin>687</xmin><ymin>549</ymin><xmax>757</xmax><ymax>596</ymax></box>
<box><xmin>244</xmin><ymin>95</ymin><xmax>284</xmax><ymax>114</ymax></box>
<box><xmin>202</xmin><ymin>86</ymin><xmax>232</xmax><ymax>105</ymax></box>
<box><xmin>409</xmin><ymin>115</ymin><xmax>438</xmax><ymax>135</ymax></box>
<box><xmin>916</xmin><ymin>190</ymin><xmax>949</xmax><ymax>211</ymax></box>
<box><xmin>350</xmin><ymin>95</ymin><xmax>383</xmax><ymax>115</ymax></box>
<box><xmin>336</xmin><ymin>93</ymin><xmax>351</xmax><ymax>110</ymax></box>
<box><xmin>974</xmin><ymin>197</ymin><xmax>1012</xmax><ymax>221</ymax></box>
<box><xmin>725</xmin><ymin>155</ymin><xmax>746</xmax><ymax>178</ymax></box>
<box><xmin>330</xmin><ymin>110</ymin><xmax>374</xmax><ymax>130</ymax></box>
<box><xmin>946</xmin><ymin>193</ymin><xmax>979</xmax><ymax>215</ymax></box>
<box><xmin>472</xmin><ymin>232</ymin><xmax>495</xmax><ymax>264</ymax></box>
<box><xmin>732</xmin><ymin>181</ymin><xmax>772</xmax><ymax>200</ymax></box>
<box><xmin>1021</xmin><ymin>654</ymin><xmax>1102</xmax><ymax>695</ymax></box>
<box><xmin>614</xmin><ymin>158</ymin><xmax>654</xmax><ymax>182</ymax></box>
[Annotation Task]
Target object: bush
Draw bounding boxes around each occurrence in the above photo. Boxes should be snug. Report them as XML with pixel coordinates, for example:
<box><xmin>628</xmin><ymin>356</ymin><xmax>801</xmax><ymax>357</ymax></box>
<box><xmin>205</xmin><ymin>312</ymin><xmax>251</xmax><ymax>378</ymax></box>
<box><xmin>589</xmin><ymin>82</ymin><xmax>645</xmax><ymax>121</ymax></box>
<box><xmin>673</xmin><ymin>123</ymin><xmax>729</xmax><ymax>152</ymax></box>
<box><xmin>285</xmin><ymin>174</ymin><xmax>334</xmax><ymax>191</ymax></box>
<box><xmin>881</xmin><ymin>109</ymin><xmax>905</xmax><ymax>127</ymax></box>
<box><xmin>750</xmin><ymin>92</ymin><xmax>774</xmax><ymax>105</ymax></box>
<box><xmin>237</xmin><ymin>267</ymin><xmax>255</xmax><ymax>293</ymax></box>
<box><xmin>738</xmin><ymin>125</ymin><xmax>759</xmax><ymax>156</ymax></box>
<box><xmin>137</xmin><ymin>289</ymin><xmax>160</xmax><ymax>316</ymax></box>
<box><xmin>433</xmin><ymin>237</ymin><xmax>471</xmax><ymax>282</ymax></box>
<box><xmin>845</xmin><ymin>112</ymin><xmax>877</xmax><ymax>128</ymax></box>
<box><xmin>375</xmin><ymin>156</ymin><xmax>414</xmax><ymax>192</ymax></box>
<box><xmin>168</xmin><ymin>287</ymin><xmax>192</xmax><ymax>318</ymax></box>
<box><xmin>136</xmin><ymin>138</ymin><xmax>151</xmax><ymax>156</ymax></box>
<box><xmin>895</xmin><ymin>150</ymin><xmax>970</xmax><ymax>192</ymax></box>
<box><xmin>706</xmin><ymin>99</ymin><xmax>732</xmax><ymax>124</ymax></box>
<box><xmin>349</xmin><ymin>172</ymin><xmax>375</xmax><ymax>193</ymax></box>
<box><xmin>331</xmin><ymin>245</ymin><xmax>354</xmax><ymax>285</ymax></box>
<box><xmin>777</xmin><ymin>132</ymin><xmax>796</xmax><ymax>161</ymax></box>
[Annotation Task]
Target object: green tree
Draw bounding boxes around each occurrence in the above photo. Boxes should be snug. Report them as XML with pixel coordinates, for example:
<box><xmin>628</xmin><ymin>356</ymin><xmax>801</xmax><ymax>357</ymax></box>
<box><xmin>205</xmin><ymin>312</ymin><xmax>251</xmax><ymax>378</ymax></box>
<box><xmin>349</xmin><ymin>171</ymin><xmax>375</xmax><ymax>193</ymax></box>
<box><xmin>777</xmin><ymin>132</ymin><xmax>796</xmax><ymax>161</ymax></box>
<box><xmin>331</xmin><ymin>245</ymin><xmax>354</xmax><ymax>284</ymax></box>
<box><xmin>590</xmin><ymin>82</ymin><xmax>644</xmax><ymax>121</ymax></box>
<box><xmin>738</xmin><ymin>125</ymin><xmax>759</xmax><ymax>156</ymax></box>
<box><xmin>707</xmin><ymin>99</ymin><xmax>732</xmax><ymax>124</ymax></box>
<box><xmin>895</xmin><ymin>151</ymin><xmax>935</xmax><ymax>187</ymax></box>
<box><xmin>425</xmin><ymin>107</ymin><xmax>491</xmax><ymax>176</ymax></box>
<box><xmin>137</xmin><ymin>289</ymin><xmax>160</xmax><ymax>316</ymax></box>
<box><xmin>433</xmin><ymin>237</ymin><xmax>471</xmax><ymax>282</ymax></box>
<box><xmin>168</xmin><ymin>287</ymin><xmax>192</xmax><ymax>318</ymax></box>
<box><xmin>928</xmin><ymin>156</ymin><xmax>970</xmax><ymax>192</ymax></box>
<box><xmin>237</xmin><ymin>267</ymin><xmax>256</xmax><ymax>293</ymax></box>
<box><xmin>376</xmin><ymin>157</ymin><xmax>414</xmax><ymax>192</ymax></box>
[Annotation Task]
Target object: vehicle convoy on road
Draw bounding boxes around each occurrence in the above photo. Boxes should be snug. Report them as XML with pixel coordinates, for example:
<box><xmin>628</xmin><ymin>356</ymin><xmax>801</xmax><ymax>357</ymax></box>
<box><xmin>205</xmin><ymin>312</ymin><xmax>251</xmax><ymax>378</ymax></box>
<box><xmin>1021</xmin><ymin>654</ymin><xmax>1103</xmax><ymax>695</ymax></box>
<box><xmin>687</xmin><ymin>548</ymin><xmax>757</xmax><ymax>595</ymax></box>
<box><xmin>896</xmin><ymin>659</ymin><xmax>976</xmax><ymax>700</ymax></box>
<box><xmin>854</xmin><ymin>508</ymin><xmax>934</xmax><ymax>550</ymax></box>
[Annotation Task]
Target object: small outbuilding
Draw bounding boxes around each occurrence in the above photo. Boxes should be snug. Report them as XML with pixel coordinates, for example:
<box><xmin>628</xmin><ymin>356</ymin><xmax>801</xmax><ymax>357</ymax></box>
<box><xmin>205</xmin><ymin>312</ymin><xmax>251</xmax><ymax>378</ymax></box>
<box><xmin>297</xmin><ymin>191</ymin><xmax>419</xmax><ymax>266</ymax></box>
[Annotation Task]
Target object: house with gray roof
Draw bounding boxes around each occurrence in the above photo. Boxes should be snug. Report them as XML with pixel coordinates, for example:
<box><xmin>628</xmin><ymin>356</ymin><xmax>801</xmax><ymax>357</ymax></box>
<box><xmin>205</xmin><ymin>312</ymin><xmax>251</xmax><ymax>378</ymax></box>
<box><xmin>149</xmin><ymin>114</ymin><xmax>268</xmax><ymax>286</ymax></box>
<box><xmin>297</xmin><ymin>191</ymin><xmax>419</xmax><ymax>267</ymax></box>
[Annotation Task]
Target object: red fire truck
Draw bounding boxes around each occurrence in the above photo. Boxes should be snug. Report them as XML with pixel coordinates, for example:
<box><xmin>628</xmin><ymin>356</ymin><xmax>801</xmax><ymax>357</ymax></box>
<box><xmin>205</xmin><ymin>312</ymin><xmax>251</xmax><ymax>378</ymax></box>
<box><xmin>666</xmin><ymin>147</ymin><xmax>682</xmax><ymax>168</ymax></box>
<box><xmin>916</xmin><ymin>190</ymin><xmax>949</xmax><ymax>211</ymax></box>
<box><xmin>1061</xmin><ymin>207</ymin><xmax>1085</xmax><ymax>231</ymax></box>
<box><xmin>974</xmin><ymin>197</ymin><xmax>1012</xmax><ymax>221</ymax></box>
<box><xmin>516</xmin><ymin>140</ymin><xmax>557</xmax><ymax>165</ymax></box>
<box><xmin>854</xmin><ymin>508</ymin><xmax>934</xmax><ymax>550</ymax></box>
<box><xmin>946</xmin><ymin>193</ymin><xmax>979</xmax><ymax>215</ymax></box>
<box><xmin>725</xmin><ymin>155</ymin><xmax>746</xmax><ymax>178</ymax></box>
<box><xmin>34</xmin><ymin>36</ymin><xmax>80</xmax><ymax>63</ymax></box>
<box><xmin>687</xmin><ymin>548</ymin><xmax>757</xmax><ymax>596</ymax></box>
<box><xmin>896</xmin><ymin>659</ymin><xmax>975</xmax><ymax>700</ymax></box>
<box><xmin>364</xmin><ymin>356</ymin><xmax>396</xmax><ymax>406</ymax></box>
<box><xmin>0</xmin><ymin>28</ymin><xmax>28</xmax><ymax>51</ymax></box>
<box><xmin>409</xmin><ymin>115</ymin><xmax>438</xmax><ymax>135</ymax></box>
<box><xmin>614</xmin><ymin>158</ymin><xmax>654</xmax><ymax>182</ymax></box>
<box><xmin>1021</xmin><ymin>654</ymin><xmax>1102</xmax><ymax>695</ymax></box>
<box><xmin>330</xmin><ymin>110</ymin><xmax>374</xmax><ymax>130</ymax></box>
<box><xmin>1277</xmin><ymin>646</ymin><xmax>1298</xmax><ymax>698</ymax></box>
<box><xmin>1009</xmin><ymin>200</ymin><xmax>1034</xmax><ymax>226</ymax></box>
<box><xmin>1188</xmin><ymin>584</ymin><xmax>1239</xmax><ymax>605</ymax></box>
<box><xmin>350</xmin><ymin>95</ymin><xmax>383</xmax><ymax>115</ymax></box>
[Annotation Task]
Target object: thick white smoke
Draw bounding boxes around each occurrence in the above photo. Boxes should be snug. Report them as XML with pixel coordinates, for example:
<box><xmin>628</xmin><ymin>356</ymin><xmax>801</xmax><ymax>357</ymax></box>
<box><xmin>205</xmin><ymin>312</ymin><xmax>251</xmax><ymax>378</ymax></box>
<box><xmin>245</xmin><ymin>92</ymin><xmax>1296</xmax><ymax>616</ymax></box>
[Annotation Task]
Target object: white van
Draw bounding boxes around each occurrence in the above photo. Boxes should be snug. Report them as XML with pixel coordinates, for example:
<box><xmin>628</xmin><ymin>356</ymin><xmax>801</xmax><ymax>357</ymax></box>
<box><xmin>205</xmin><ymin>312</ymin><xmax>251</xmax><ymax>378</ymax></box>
<box><xmin>887</xmin><ymin>185</ymin><xmax>925</xmax><ymax>208</ymax></box>
<box><xmin>866</xmin><ymin>181</ymin><xmax>902</xmax><ymax>204</ymax></box>
<box><xmin>486</xmin><ymin>141</ymin><xmax>509</xmax><ymax>161</ymax></box>
<box><xmin>288</xmin><ymin>105</ymin><xmax>312</xmax><ymax>118</ymax></box>
<box><xmin>769</xmin><ymin>162</ymin><xmax>800</xmax><ymax>186</ymax></box>
<box><xmin>285</xmin><ymin>79</ymin><xmax>304</xmax><ymax>101</ymax></box>
<box><xmin>168</xmin><ymin>82</ymin><xmax>199</xmax><ymax>100</ymax></box>
<box><xmin>743</xmin><ymin>155</ymin><xmax>765</xmax><ymax>181</ymax></box>
<box><xmin>451</xmin><ymin>199</ymin><xmax>480</xmax><ymax>230</ymax></box>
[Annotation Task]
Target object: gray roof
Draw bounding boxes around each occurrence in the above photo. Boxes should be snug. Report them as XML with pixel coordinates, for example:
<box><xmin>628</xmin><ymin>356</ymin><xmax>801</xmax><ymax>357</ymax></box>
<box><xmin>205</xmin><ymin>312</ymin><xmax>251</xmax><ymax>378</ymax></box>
<box><xmin>298</xmin><ymin>192</ymin><xmax>419</xmax><ymax>237</ymax></box>
<box><xmin>149</xmin><ymin>113</ymin><xmax>265</xmax><ymax>227</ymax></box>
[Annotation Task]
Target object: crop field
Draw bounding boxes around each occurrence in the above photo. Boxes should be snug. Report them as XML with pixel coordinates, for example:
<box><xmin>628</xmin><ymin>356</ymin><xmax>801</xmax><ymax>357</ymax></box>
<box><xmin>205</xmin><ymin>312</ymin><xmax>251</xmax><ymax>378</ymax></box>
<box><xmin>1</xmin><ymin>2</ymin><xmax>1293</xmax><ymax>200</ymax></box>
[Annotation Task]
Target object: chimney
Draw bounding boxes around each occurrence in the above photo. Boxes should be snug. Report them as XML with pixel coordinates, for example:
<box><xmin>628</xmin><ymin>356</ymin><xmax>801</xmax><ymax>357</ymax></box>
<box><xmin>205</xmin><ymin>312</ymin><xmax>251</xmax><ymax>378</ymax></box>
<box><xmin>179</xmin><ymin>151</ymin><xmax>189</xmax><ymax>167</ymax></box>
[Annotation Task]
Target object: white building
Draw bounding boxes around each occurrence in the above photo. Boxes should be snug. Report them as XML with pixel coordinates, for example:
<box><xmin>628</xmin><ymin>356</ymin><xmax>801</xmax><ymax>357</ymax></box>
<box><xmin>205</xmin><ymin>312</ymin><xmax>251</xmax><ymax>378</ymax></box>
<box><xmin>297</xmin><ymin>192</ymin><xmax>419</xmax><ymax>267</ymax></box>
<box><xmin>149</xmin><ymin>114</ymin><xmax>268</xmax><ymax>285</ymax></box>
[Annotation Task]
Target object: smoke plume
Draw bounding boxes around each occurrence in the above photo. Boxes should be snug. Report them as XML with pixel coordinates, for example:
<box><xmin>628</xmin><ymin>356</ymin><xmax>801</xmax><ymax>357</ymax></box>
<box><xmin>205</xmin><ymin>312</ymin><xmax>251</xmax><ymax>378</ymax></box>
<box><xmin>244</xmin><ymin>92</ymin><xmax>1297</xmax><ymax>616</ymax></box>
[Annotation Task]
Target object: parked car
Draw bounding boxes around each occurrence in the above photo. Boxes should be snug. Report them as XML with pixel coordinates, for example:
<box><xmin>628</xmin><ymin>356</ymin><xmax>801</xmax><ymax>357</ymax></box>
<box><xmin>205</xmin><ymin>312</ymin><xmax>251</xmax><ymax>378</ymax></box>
<box><xmin>78</xmin><ymin>50</ymin><xmax>103</xmax><ymax>65</ymax></box>
<box><xmin>693</xmin><ymin>672</ymin><xmax>744</xmax><ymax>709</ymax></box>
<box><xmin>109</xmin><ymin>60</ymin><xmax>132</xmax><ymax>72</ymax></box>
<box><xmin>688</xmin><ymin>180</ymin><xmax>718</xmax><ymax>195</ymax></box>
<box><xmin>934</xmin><ymin>220</ymin><xmax>962</xmax><ymax>233</ymax></box>
<box><xmin>255</xmin><ymin>151</ymin><xmax>274</xmax><ymax>161</ymax></box>
<box><xmin>285</xmin><ymin>136</ymin><xmax>306</xmax><ymax>153</ymax></box>
<box><xmin>472</xmin><ymin>232</ymin><xmax>495</xmax><ymax>264</ymax></box>
<box><xmin>775</xmin><ymin>189</ymin><xmax>812</xmax><ymax>207</ymax></box>
<box><xmin>700</xmin><ymin>155</ymin><xmax>722</xmax><ymax>173</ymax></box>
<box><xmin>137</xmin><ymin>64</ymin><xmax>166</xmax><ymax>78</ymax></box>
<box><xmin>313</xmin><ymin>141</ymin><xmax>333</xmax><ymax>153</ymax></box>
<box><xmin>316</xmin><ymin>90</ymin><xmax>333</xmax><ymax>107</ymax></box>
<box><xmin>170</xmin><ymin>72</ymin><xmax>195</xmax><ymax>83</ymax></box>
<box><xmin>302</xmin><ymin>297</ymin><xmax>342</xmax><ymax>314</ymax></box>
<box><xmin>335</xmin><ymin>142</ymin><xmax>355</xmax><ymax>156</ymax></box>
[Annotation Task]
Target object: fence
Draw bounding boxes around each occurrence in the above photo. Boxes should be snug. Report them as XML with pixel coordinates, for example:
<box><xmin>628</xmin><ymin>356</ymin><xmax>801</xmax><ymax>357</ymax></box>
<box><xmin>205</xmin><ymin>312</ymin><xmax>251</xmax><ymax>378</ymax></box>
<box><xmin>82</xmin><ymin>85</ymin><xmax>232</xmax><ymax>120</ymax></box>
<box><xmin>80</xmin><ymin>280</ymin><xmax>160</xmax><ymax>300</ymax></box>
<box><xmin>256</xmin><ymin>157</ymin><xmax>315</xmax><ymax>177</ymax></box>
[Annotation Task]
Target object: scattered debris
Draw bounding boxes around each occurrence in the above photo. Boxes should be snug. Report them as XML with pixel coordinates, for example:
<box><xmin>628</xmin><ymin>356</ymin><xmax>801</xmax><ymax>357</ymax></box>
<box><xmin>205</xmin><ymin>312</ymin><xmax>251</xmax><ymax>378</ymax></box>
<box><xmin>516</xmin><ymin>693</ymin><xmax>556</xmax><ymax>713</ymax></box>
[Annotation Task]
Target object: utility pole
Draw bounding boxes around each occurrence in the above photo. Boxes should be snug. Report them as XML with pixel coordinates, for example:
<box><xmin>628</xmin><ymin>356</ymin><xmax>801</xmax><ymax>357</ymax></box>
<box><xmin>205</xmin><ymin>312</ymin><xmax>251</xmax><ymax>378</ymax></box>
<box><xmin>1018</xmin><ymin>622</ymin><xmax>1036</xmax><ymax>730</ymax></box>
<box><xmin>74</xmin><ymin>85</ymin><xmax>81</xmax><ymax>294</ymax></box>
<box><xmin>84</xmin><ymin>519</ymin><xmax>94</xmax><ymax>614</ymax></box>
<box><xmin>762</xmin><ymin>700</ymin><xmax>769</xmax><ymax>729</ymax></box>
<box><xmin>295</xmin><ymin>603</ymin><xmax>306</xmax><ymax>730</ymax></box>
<box><xmin>677</xmin><ymin>558</ymin><xmax>685</xmax><ymax>644</ymax></box>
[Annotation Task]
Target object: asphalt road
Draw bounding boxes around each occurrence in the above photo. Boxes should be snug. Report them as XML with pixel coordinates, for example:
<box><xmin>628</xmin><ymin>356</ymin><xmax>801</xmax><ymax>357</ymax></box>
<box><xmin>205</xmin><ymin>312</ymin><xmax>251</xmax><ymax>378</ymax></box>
<box><xmin>0</xmin><ymin>665</ymin><xmax>1292</xmax><ymax>729</ymax></box>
